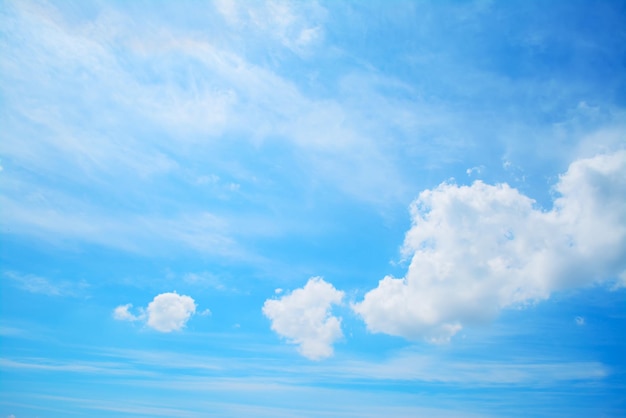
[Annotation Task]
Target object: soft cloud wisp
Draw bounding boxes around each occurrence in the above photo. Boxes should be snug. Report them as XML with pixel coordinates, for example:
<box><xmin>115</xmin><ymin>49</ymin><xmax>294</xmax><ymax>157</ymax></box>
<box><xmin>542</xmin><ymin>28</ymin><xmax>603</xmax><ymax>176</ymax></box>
<box><xmin>112</xmin><ymin>304</ymin><xmax>145</xmax><ymax>322</ymax></box>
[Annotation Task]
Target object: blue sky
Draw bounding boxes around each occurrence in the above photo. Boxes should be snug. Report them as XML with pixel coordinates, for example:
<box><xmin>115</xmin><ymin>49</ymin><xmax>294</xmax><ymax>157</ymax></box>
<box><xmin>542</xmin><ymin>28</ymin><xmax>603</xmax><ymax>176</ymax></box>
<box><xmin>1</xmin><ymin>0</ymin><xmax>625</xmax><ymax>416</ymax></box>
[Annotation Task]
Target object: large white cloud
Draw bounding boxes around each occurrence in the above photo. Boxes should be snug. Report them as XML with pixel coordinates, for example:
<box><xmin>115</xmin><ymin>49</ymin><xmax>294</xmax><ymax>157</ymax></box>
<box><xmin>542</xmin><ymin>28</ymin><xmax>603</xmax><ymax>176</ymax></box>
<box><xmin>263</xmin><ymin>277</ymin><xmax>344</xmax><ymax>360</ymax></box>
<box><xmin>113</xmin><ymin>292</ymin><xmax>197</xmax><ymax>332</ymax></box>
<box><xmin>353</xmin><ymin>150</ymin><xmax>626</xmax><ymax>342</ymax></box>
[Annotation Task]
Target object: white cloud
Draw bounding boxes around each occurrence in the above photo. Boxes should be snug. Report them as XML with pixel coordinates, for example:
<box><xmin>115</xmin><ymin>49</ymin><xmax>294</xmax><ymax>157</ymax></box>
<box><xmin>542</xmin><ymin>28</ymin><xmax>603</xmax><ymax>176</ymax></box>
<box><xmin>112</xmin><ymin>304</ymin><xmax>144</xmax><ymax>322</ymax></box>
<box><xmin>263</xmin><ymin>277</ymin><xmax>344</xmax><ymax>360</ymax></box>
<box><xmin>147</xmin><ymin>292</ymin><xmax>197</xmax><ymax>332</ymax></box>
<box><xmin>114</xmin><ymin>292</ymin><xmax>197</xmax><ymax>332</ymax></box>
<box><xmin>353</xmin><ymin>150</ymin><xmax>626</xmax><ymax>342</ymax></box>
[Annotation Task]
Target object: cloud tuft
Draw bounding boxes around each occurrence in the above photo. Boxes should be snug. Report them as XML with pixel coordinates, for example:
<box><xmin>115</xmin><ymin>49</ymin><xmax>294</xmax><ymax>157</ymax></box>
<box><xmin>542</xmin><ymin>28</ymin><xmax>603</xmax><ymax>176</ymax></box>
<box><xmin>263</xmin><ymin>277</ymin><xmax>344</xmax><ymax>360</ymax></box>
<box><xmin>112</xmin><ymin>304</ymin><xmax>145</xmax><ymax>322</ymax></box>
<box><xmin>113</xmin><ymin>292</ymin><xmax>197</xmax><ymax>332</ymax></box>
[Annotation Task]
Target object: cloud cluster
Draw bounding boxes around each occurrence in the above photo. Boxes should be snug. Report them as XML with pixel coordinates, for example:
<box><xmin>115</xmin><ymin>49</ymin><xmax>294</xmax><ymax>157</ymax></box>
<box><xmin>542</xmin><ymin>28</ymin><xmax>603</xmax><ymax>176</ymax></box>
<box><xmin>264</xmin><ymin>151</ymin><xmax>625</xmax><ymax>358</ymax></box>
<box><xmin>98</xmin><ymin>147</ymin><xmax>626</xmax><ymax>353</ymax></box>
<box><xmin>262</xmin><ymin>277</ymin><xmax>344</xmax><ymax>360</ymax></box>
<box><xmin>114</xmin><ymin>292</ymin><xmax>197</xmax><ymax>333</ymax></box>
<box><xmin>353</xmin><ymin>150</ymin><xmax>626</xmax><ymax>341</ymax></box>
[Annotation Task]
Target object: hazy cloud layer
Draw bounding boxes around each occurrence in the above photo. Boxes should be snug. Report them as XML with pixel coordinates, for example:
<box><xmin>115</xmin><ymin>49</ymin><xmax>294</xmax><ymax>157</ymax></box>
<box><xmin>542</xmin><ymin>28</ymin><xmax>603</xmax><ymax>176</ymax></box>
<box><xmin>263</xmin><ymin>277</ymin><xmax>344</xmax><ymax>360</ymax></box>
<box><xmin>353</xmin><ymin>150</ymin><xmax>626</xmax><ymax>342</ymax></box>
<box><xmin>4</xmin><ymin>271</ymin><xmax>87</xmax><ymax>297</ymax></box>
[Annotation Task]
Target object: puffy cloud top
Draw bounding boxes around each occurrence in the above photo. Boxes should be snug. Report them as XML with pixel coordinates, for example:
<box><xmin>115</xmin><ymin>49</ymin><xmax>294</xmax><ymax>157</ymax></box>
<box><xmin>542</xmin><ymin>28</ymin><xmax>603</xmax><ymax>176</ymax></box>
<box><xmin>113</xmin><ymin>292</ymin><xmax>197</xmax><ymax>332</ymax></box>
<box><xmin>353</xmin><ymin>151</ymin><xmax>626</xmax><ymax>342</ymax></box>
<box><xmin>147</xmin><ymin>292</ymin><xmax>197</xmax><ymax>332</ymax></box>
<box><xmin>263</xmin><ymin>277</ymin><xmax>344</xmax><ymax>360</ymax></box>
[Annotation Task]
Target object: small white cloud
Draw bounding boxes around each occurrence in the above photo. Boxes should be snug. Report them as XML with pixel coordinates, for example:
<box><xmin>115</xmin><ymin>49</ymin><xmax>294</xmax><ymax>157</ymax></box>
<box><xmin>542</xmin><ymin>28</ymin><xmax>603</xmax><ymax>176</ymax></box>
<box><xmin>465</xmin><ymin>165</ymin><xmax>484</xmax><ymax>176</ymax></box>
<box><xmin>113</xmin><ymin>292</ymin><xmax>198</xmax><ymax>332</ymax></box>
<box><xmin>263</xmin><ymin>277</ymin><xmax>344</xmax><ymax>360</ymax></box>
<box><xmin>198</xmin><ymin>308</ymin><xmax>211</xmax><ymax>316</ymax></box>
<box><xmin>575</xmin><ymin>316</ymin><xmax>585</xmax><ymax>326</ymax></box>
<box><xmin>353</xmin><ymin>151</ymin><xmax>626</xmax><ymax>342</ymax></box>
<box><xmin>147</xmin><ymin>292</ymin><xmax>197</xmax><ymax>332</ymax></box>
<box><xmin>274</xmin><ymin>288</ymin><xmax>283</xmax><ymax>294</ymax></box>
<box><xmin>112</xmin><ymin>304</ymin><xmax>144</xmax><ymax>322</ymax></box>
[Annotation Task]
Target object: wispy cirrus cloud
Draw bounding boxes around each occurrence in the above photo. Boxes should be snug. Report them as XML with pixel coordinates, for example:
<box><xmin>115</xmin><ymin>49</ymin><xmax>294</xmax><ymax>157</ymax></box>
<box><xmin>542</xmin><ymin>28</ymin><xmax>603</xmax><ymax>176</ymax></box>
<box><xmin>0</xmin><ymin>0</ymin><xmax>414</xmax><ymax>269</ymax></box>
<box><xmin>213</xmin><ymin>0</ymin><xmax>326</xmax><ymax>55</ymax></box>
<box><xmin>2</xmin><ymin>343</ymin><xmax>608</xmax><ymax>386</ymax></box>
<box><xmin>4</xmin><ymin>271</ymin><xmax>88</xmax><ymax>297</ymax></box>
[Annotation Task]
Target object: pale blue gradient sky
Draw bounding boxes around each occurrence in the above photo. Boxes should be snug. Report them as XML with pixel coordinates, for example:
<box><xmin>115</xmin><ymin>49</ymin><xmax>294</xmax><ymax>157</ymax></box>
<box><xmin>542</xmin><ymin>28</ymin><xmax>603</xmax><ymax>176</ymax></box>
<box><xmin>1</xmin><ymin>1</ymin><xmax>625</xmax><ymax>417</ymax></box>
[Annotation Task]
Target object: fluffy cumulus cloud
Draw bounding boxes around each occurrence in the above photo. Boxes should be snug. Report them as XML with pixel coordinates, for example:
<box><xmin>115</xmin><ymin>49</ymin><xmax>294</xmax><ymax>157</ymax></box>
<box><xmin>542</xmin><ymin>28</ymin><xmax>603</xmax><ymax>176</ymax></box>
<box><xmin>113</xmin><ymin>292</ymin><xmax>197</xmax><ymax>332</ymax></box>
<box><xmin>147</xmin><ymin>292</ymin><xmax>197</xmax><ymax>332</ymax></box>
<box><xmin>263</xmin><ymin>277</ymin><xmax>344</xmax><ymax>360</ymax></box>
<box><xmin>353</xmin><ymin>151</ymin><xmax>626</xmax><ymax>342</ymax></box>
